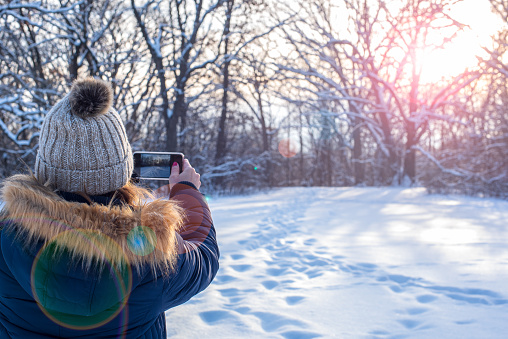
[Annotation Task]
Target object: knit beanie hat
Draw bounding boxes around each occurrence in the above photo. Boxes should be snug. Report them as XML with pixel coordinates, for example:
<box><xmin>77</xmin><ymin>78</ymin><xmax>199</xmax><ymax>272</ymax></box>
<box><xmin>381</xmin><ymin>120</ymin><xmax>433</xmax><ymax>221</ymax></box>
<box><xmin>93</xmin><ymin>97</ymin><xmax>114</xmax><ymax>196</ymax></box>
<box><xmin>35</xmin><ymin>77</ymin><xmax>133</xmax><ymax>195</ymax></box>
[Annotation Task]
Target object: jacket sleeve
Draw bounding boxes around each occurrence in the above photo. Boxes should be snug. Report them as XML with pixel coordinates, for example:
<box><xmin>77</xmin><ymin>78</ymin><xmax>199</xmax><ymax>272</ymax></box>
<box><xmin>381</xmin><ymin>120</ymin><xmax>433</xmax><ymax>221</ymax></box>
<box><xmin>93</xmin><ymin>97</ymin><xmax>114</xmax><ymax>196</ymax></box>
<box><xmin>161</xmin><ymin>183</ymin><xmax>219</xmax><ymax>309</ymax></box>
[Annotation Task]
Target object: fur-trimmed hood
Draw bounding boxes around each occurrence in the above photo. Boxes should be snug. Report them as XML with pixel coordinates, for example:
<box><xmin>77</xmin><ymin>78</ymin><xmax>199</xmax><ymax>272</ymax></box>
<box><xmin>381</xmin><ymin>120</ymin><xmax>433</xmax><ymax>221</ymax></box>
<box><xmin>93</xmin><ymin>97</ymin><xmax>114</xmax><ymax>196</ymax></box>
<box><xmin>0</xmin><ymin>174</ymin><xmax>183</xmax><ymax>273</ymax></box>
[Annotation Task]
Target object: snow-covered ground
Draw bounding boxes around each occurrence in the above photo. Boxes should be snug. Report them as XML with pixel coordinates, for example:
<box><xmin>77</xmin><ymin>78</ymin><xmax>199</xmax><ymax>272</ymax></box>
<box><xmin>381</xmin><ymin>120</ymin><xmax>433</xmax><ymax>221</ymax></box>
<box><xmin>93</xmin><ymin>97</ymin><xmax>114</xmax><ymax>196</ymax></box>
<box><xmin>165</xmin><ymin>187</ymin><xmax>508</xmax><ymax>339</ymax></box>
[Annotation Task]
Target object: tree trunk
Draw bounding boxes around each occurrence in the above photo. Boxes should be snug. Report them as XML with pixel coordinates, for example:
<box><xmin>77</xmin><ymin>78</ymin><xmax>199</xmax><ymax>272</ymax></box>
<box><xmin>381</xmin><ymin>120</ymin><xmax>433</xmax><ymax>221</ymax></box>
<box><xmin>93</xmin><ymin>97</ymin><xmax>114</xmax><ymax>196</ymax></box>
<box><xmin>131</xmin><ymin>0</ymin><xmax>181</xmax><ymax>151</ymax></box>
<box><xmin>403</xmin><ymin>120</ymin><xmax>416</xmax><ymax>183</ymax></box>
<box><xmin>69</xmin><ymin>45</ymin><xmax>79</xmax><ymax>81</ymax></box>
<box><xmin>164</xmin><ymin>100</ymin><xmax>178</xmax><ymax>152</ymax></box>
<box><xmin>256</xmin><ymin>83</ymin><xmax>272</xmax><ymax>186</ymax></box>
<box><xmin>378</xmin><ymin>109</ymin><xmax>397</xmax><ymax>183</ymax></box>
<box><xmin>352</xmin><ymin>115</ymin><xmax>364</xmax><ymax>185</ymax></box>
<box><xmin>172</xmin><ymin>91</ymin><xmax>185</xmax><ymax>151</ymax></box>
<box><xmin>403</xmin><ymin>65</ymin><xmax>420</xmax><ymax>184</ymax></box>
<box><xmin>215</xmin><ymin>0</ymin><xmax>234</xmax><ymax>165</ymax></box>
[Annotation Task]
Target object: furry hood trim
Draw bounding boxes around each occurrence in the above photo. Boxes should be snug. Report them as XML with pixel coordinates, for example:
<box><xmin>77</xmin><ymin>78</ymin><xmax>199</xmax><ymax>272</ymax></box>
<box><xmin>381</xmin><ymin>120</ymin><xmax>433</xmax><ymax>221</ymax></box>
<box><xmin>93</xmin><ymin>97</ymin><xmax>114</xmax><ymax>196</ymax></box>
<box><xmin>0</xmin><ymin>174</ymin><xmax>184</xmax><ymax>273</ymax></box>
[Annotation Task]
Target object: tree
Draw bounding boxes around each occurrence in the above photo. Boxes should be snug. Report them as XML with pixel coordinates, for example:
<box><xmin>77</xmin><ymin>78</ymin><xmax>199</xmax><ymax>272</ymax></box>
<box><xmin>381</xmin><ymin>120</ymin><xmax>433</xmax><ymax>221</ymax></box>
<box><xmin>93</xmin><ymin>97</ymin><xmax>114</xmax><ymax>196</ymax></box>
<box><xmin>131</xmin><ymin>0</ymin><xmax>224</xmax><ymax>152</ymax></box>
<box><xmin>0</xmin><ymin>1</ymin><xmax>76</xmax><ymax>175</ymax></box>
<box><xmin>277</xmin><ymin>0</ymin><xmax>481</xmax><ymax>186</ymax></box>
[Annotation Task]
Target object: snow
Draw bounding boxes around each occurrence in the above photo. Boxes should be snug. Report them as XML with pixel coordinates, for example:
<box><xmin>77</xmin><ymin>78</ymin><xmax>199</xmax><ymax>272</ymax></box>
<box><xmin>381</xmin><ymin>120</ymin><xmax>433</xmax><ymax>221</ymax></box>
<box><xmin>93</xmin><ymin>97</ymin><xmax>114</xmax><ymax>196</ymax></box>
<box><xmin>165</xmin><ymin>186</ymin><xmax>508</xmax><ymax>338</ymax></box>
<box><xmin>1</xmin><ymin>187</ymin><xmax>507</xmax><ymax>337</ymax></box>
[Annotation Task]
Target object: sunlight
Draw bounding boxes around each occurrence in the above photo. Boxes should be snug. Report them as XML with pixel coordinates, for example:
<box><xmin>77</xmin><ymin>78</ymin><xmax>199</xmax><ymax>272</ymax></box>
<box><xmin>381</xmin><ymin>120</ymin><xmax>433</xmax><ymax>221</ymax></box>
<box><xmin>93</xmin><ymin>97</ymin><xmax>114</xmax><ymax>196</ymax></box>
<box><xmin>419</xmin><ymin>221</ymin><xmax>480</xmax><ymax>245</ymax></box>
<box><xmin>419</xmin><ymin>0</ymin><xmax>505</xmax><ymax>83</ymax></box>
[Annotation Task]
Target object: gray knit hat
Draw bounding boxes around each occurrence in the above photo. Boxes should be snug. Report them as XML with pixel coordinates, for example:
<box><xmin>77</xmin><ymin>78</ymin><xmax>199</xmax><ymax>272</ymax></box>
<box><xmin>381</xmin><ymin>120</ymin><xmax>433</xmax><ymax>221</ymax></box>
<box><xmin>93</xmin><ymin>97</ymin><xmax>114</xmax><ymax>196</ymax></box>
<box><xmin>35</xmin><ymin>77</ymin><xmax>133</xmax><ymax>195</ymax></box>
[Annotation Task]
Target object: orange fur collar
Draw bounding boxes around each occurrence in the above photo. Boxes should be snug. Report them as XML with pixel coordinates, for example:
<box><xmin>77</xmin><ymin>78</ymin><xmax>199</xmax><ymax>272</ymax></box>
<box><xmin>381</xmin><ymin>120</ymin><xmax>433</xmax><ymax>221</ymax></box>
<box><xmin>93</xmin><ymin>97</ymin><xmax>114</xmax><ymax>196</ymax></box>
<box><xmin>0</xmin><ymin>174</ymin><xmax>183</xmax><ymax>273</ymax></box>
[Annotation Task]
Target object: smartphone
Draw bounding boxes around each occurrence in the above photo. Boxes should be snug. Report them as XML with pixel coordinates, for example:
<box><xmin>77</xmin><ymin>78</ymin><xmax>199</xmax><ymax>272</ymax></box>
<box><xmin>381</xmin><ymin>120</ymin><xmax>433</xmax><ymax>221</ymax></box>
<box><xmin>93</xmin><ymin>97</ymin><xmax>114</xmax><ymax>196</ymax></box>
<box><xmin>132</xmin><ymin>152</ymin><xmax>183</xmax><ymax>180</ymax></box>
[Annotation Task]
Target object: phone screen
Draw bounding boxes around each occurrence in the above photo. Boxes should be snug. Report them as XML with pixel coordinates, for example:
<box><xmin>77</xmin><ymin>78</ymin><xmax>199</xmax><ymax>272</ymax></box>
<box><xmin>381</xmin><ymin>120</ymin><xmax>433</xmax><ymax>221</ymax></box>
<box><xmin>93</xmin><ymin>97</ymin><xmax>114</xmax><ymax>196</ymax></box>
<box><xmin>133</xmin><ymin>152</ymin><xmax>183</xmax><ymax>180</ymax></box>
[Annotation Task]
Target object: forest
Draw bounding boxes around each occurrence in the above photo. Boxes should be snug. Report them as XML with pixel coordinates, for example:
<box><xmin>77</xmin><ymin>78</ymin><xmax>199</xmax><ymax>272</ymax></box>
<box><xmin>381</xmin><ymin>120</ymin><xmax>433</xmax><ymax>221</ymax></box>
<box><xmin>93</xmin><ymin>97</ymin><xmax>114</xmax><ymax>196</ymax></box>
<box><xmin>0</xmin><ymin>0</ymin><xmax>507</xmax><ymax>197</ymax></box>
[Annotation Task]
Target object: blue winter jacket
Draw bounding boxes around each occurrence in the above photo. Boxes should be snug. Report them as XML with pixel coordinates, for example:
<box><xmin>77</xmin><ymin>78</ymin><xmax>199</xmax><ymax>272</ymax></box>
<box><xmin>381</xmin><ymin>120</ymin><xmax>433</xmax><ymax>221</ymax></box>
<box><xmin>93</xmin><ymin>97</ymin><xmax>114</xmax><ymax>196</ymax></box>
<box><xmin>0</xmin><ymin>175</ymin><xmax>219</xmax><ymax>338</ymax></box>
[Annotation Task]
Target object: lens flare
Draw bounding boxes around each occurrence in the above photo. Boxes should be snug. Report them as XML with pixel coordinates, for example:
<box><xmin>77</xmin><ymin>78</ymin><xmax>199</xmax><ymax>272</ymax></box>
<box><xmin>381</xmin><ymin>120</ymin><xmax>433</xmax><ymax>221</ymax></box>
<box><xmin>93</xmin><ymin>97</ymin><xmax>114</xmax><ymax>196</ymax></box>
<box><xmin>127</xmin><ymin>226</ymin><xmax>157</xmax><ymax>256</ymax></box>
<box><xmin>278</xmin><ymin>138</ymin><xmax>298</xmax><ymax>158</ymax></box>
<box><xmin>28</xmin><ymin>223</ymin><xmax>132</xmax><ymax>331</ymax></box>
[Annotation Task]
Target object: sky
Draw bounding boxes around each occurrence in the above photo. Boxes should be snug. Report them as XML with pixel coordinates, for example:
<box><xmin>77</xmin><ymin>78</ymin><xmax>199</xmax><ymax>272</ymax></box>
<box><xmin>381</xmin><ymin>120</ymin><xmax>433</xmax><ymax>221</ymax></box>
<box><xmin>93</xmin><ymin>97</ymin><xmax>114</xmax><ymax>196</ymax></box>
<box><xmin>419</xmin><ymin>0</ymin><xmax>505</xmax><ymax>83</ymax></box>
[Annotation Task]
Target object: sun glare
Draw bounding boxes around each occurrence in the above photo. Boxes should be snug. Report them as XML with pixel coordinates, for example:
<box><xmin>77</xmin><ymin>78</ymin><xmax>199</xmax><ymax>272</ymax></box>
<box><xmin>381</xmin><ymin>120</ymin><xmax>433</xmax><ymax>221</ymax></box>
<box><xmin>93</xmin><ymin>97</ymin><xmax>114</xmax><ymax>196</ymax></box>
<box><xmin>419</xmin><ymin>0</ymin><xmax>505</xmax><ymax>83</ymax></box>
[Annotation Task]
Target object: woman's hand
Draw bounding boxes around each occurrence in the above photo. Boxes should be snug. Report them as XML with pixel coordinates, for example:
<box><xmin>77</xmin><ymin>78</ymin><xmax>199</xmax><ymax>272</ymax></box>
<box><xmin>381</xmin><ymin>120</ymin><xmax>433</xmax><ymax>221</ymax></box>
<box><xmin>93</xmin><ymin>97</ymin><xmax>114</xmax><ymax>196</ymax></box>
<box><xmin>169</xmin><ymin>158</ymin><xmax>201</xmax><ymax>190</ymax></box>
<box><xmin>154</xmin><ymin>158</ymin><xmax>201</xmax><ymax>197</ymax></box>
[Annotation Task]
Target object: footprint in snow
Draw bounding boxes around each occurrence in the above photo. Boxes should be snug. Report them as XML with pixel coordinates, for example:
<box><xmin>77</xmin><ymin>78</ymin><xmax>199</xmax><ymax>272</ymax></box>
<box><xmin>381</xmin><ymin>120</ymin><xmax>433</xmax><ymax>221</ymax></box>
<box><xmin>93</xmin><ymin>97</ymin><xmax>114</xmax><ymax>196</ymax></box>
<box><xmin>285</xmin><ymin>296</ymin><xmax>305</xmax><ymax>305</ymax></box>
<box><xmin>251</xmin><ymin>311</ymin><xmax>306</xmax><ymax>332</ymax></box>
<box><xmin>274</xmin><ymin>250</ymin><xmax>301</xmax><ymax>259</ymax></box>
<box><xmin>261</xmin><ymin>280</ymin><xmax>279</xmax><ymax>290</ymax></box>
<box><xmin>266</xmin><ymin>267</ymin><xmax>288</xmax><ymax>276</ymax></box>
<box><xmin>218</xmin><ymin>288</ymin><xmax>240</xmax><ymax>297</ymax></box>
<box><xmin>405</xmin><ymin>307</ymin><xmax>429</xmax><ymax>315</ymax></box>
<box><xmin>342</xmin><ymin>263</ymin><xmax>378</xmax><ymax>275</ymax></box>
<box><xmin>305</xmin><ymin>269</ymin><xmax>324</xmax><ymax>279</ymax></box>
<box><xmin>303</xmin><ymin>238</ymin><xmax>318</xmax><ymax>246</ymax></box>
<box><xmin>424</xmin><ymin>285</ymin><xmax>508</xmax><ymax>305</ymax></box>
<box><xmin>214</xmin><ymin>274</ymin><xmax>237</xmax><ymax>285</ymax></box>
<box><xmin>199</xmin><ymin>310</ymin><xmax>236</xmax><ymax>324</ymax></box>
<box><xmin>232</xmin><ymin>306</ymin><xmax>250</xmax><ymax>314</ymax></box>
<box><xmin>230</xmin><ymin>254</ymin><xmax>245</xmax><ymax>260</ymax></box>
<box><xmin>281</xmin><ymin>330</ymin><xmax>323</xmax><ymax>339</ymax></box>
<box><xmin>389</xmin><ymin>285</ymin><xmax>403</xmax><ymax>293</ymax></box>
<box><xmin>455</xmin><ymin>320</ymin><xmax>475</xmax><ymax>325</ymax></box>
<box><xmin>416</xmin><ymin>294</ymin><xmax>438</xmax><ymax>303</ymax></box>
<box><xmin>218</xmin><ymin>288</ymin><xmax>249</xmax><ymax>297</ymax></box>
<box><xmin>230</xmin><ymin>264</ymin><xmax>252</xmax><ymax>272</ymax></box>
<box><xmin>397</xmin><ymin>318</ymin><xmax>422</xmax><ymax>330</ymax></box>
<box><xmin>387</xmin><ymin>274</ymin><xmax>413</xmax><ymax>284</ymax></box>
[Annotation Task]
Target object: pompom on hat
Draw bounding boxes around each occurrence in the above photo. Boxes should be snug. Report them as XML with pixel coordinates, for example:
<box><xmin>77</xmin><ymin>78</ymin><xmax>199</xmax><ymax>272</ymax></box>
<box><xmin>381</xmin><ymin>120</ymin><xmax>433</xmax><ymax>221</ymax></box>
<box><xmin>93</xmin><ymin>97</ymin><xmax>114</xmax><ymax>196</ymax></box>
<box><xmin>35</xmin><ymin>77</ymin><xmax>133</xmax><ymax>195</ymax></box>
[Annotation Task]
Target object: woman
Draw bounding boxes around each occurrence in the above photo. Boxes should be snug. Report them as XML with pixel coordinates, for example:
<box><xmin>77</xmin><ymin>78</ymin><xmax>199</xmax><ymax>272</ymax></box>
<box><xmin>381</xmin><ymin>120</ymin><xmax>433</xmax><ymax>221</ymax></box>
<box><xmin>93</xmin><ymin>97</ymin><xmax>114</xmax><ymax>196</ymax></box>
<box><xmin>0</xmin><ymin>78</ymin><xmax>219</xmax><ymax>338</ymax></box>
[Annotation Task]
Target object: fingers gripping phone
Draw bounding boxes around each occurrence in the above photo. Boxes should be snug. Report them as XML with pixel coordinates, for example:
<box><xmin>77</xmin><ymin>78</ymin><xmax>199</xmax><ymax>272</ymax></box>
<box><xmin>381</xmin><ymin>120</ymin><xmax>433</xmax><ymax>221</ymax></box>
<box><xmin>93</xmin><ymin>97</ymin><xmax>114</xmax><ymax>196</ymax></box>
<box><xmin>132</xmin><ymin>152</ymin><xmax>183</xmax><ymax>180</ymax></box>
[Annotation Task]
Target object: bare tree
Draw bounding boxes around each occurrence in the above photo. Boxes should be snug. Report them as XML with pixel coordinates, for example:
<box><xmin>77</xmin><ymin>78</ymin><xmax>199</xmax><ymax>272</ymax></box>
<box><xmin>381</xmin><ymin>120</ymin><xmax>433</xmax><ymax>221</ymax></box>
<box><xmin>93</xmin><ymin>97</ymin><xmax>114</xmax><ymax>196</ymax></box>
<box><xmin>0</xmin><ymin>1</ymin><xmax>77</xmax><ymax>175</ymax></box>
<box><xmin>421</xmin><ymin>0</ymin><xmax>508</xmax><ymax>197</ymax></box>
<box><xmin>214</xmin><ymin>0</ymin><xmax>286</xmax><ymax>163</ymax></box>
<box><xmin>276</xmin><ymin>0</ymin><xmax>481</xmax><ymax>185</ymax></box>
<box><xmin>131</xmin><ymin>0</ymin><xmax>224</xmax><ymax>152</ymax></box>
<box><xmin>215</xmin><ymin>0</ymin><xmax>234</xmax><ymax>165</ymax></box>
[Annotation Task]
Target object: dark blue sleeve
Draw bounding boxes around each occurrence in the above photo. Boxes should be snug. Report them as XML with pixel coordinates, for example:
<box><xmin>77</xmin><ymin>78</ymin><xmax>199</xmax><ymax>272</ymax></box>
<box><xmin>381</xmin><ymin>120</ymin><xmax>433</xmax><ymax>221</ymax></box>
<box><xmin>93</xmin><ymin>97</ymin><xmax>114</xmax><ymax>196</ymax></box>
<box><xmin>161</xmin><ymin>183</ymin><xmax>220</xmax><ymax>309</ymax></box>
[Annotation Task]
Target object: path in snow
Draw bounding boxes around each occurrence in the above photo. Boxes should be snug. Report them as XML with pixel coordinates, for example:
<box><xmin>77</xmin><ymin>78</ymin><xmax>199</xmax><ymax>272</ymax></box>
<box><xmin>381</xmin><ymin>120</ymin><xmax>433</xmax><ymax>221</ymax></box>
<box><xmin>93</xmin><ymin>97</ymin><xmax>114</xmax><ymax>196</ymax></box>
<box><xmin>165</xmin><ymin>187</ymin><xmax>508</xmax><ymax>338</ymax></box>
